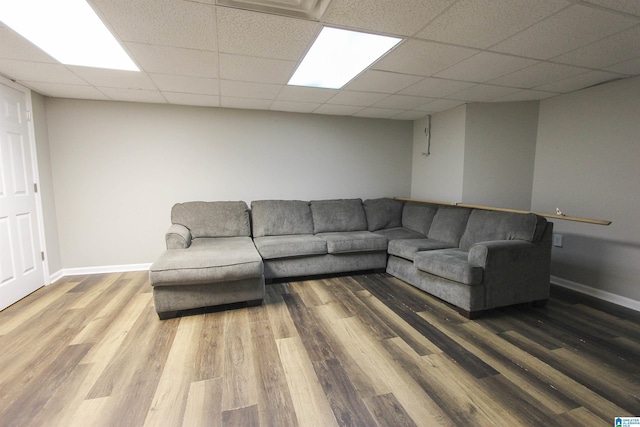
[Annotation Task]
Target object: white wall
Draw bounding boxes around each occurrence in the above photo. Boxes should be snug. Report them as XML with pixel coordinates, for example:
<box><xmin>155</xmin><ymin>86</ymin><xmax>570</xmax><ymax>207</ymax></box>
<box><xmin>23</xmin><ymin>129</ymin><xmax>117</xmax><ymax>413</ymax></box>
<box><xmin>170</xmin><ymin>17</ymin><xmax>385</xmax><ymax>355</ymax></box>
<box><xmin>463</xmin><ymin>102</ymin><xmax>538</xmax><ymax>210</ymax></box>
<box><xmin>411</xmin><ymin>105</ymin><xmax>466</xmax><ymax>202</ymax></box>
<box><xmin>32</xmin><ymin>92</ymin><xmax>63</xmax><ymax>278</ymax></box>
<box><xmin>44</xmin><ymin>99</ymin><xmax>413</xmax><ymax>269</ymax></box>
<box><xmin>532</xmin><ymin>76</ymin><xmax>640</xmax><ymax>302</ymax></box>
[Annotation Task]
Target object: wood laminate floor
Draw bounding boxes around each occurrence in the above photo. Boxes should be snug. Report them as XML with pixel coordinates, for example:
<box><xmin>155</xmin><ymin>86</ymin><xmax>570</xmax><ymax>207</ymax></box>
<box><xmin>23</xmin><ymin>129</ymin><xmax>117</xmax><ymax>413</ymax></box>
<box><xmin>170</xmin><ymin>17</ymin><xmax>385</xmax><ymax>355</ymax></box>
<box><xmin>0</xmin><ymin>271</ymin><xmax>638</xmax><ymax>426</ymax></box>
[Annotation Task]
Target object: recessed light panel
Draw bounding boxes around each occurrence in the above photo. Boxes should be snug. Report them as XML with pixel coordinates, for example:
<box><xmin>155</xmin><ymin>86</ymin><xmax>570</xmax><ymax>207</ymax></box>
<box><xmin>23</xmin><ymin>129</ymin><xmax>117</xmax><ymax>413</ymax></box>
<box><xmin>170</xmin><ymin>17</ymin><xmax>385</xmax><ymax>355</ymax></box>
<box><xmin>0</xmin><ymin>0</ymin><xmax>138</xmax><ymax>71</ymax></box>
<box><xmin>288</xmin><ymin>27</ymin><xmax>402</xmax><ymax>89</ymax></box>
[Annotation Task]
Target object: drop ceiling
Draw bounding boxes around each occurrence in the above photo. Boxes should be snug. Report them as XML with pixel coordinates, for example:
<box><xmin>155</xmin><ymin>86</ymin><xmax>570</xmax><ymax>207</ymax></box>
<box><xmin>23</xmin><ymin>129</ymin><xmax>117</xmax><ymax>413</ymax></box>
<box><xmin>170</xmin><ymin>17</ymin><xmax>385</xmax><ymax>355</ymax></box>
<box><xmin>1</xmin><ymin>0</ymin><xmax>639</xmax><ymax>120</ymax></box>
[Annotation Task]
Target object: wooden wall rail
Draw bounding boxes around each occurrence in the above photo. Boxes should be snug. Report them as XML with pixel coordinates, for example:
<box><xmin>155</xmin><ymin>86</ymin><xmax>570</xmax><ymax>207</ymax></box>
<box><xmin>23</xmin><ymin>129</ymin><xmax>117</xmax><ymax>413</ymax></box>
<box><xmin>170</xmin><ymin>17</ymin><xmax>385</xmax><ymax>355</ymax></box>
<box><xmin>392</xmin><ymin>197</ymin><xmax>611</xmax><ymax>226</ymax></box>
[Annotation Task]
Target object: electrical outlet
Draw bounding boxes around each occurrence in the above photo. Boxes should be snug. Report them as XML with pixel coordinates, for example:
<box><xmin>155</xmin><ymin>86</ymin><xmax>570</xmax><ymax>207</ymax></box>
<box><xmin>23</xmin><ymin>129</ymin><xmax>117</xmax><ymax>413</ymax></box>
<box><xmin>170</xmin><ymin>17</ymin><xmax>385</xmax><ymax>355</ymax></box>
<box><xmin>553</xmin><ymin>233</ymin><xmax>563</xmax><ymax>248</ymax></box>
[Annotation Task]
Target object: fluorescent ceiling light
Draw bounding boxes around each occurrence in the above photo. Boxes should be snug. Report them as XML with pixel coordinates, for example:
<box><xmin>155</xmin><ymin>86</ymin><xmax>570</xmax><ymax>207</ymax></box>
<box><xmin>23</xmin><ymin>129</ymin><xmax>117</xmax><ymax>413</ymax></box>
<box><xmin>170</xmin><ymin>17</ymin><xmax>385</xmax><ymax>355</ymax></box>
<box><xmin>0</xmin><ymin>0</ymin><xmax>138</xmax><ymax>71</ymax></box>
<box><xmin>288</xmin><ymin>27</ymin><xmax>402</xmax><ymax>89</ymax></box>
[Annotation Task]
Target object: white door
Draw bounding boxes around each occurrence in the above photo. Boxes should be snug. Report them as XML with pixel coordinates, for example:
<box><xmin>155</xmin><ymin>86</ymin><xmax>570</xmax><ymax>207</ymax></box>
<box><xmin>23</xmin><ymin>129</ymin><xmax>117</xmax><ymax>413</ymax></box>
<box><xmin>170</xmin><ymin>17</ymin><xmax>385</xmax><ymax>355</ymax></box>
<box><xmin>0</xmin><ymin>81</ymin><xmax>45</xmax><ymax>311</ymax></box>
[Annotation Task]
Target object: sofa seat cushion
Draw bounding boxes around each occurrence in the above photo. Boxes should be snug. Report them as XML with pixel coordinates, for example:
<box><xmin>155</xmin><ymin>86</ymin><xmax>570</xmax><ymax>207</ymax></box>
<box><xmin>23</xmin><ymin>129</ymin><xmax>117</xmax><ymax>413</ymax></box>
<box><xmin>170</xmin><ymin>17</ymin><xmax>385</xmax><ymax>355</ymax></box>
<box><xmin>388</xmin><ymin>238</ymin><xmax>456</xmax><ymax>261</ymax></box>
<box><xmin>317</xmin><ymin>231</ymin><xmax>388</xmax><ymax>254</ymax></box>
<box><xmin>414</xmin><ymin>248</ymin><xmax>483</xmax><ymax>285</ymax></box>
<box><xmin>373</xmin><ymin>227</ymin><xmax>425</xmax><ymax>241</ymax></box>
<box><xmin>253</xmin><ymin>235</ymin><xmax>327</xmax><ymax>259</ymax></box>
<box><xmin>150</xmin><ymin>237</ymin><xmax>263</xmax><ymax>286</ymax></box>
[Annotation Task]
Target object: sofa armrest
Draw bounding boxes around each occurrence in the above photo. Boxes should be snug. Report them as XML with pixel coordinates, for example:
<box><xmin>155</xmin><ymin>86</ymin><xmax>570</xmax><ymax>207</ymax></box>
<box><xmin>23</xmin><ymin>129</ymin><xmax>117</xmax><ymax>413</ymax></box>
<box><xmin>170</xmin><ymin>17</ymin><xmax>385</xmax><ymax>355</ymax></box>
<box><xmin>468</xmin><ymin>240</ymin><xmax>551</xmax><ymax>309</ymax></box>
<box><xmin>166</xmin><ymin>224</ymin><xmax>192</xmax><ymax>249</ymax></box>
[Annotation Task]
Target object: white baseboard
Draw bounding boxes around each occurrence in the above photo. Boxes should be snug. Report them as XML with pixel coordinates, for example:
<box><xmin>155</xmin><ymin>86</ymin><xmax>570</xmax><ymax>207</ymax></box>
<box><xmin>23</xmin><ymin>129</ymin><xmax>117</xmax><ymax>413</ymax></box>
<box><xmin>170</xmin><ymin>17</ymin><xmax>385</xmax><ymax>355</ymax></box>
<box><xmin>551</xmin><ymin>275</ymin><xmax>640</xmax><ymax>312</ymax></box>
<box><xmin>49</xmin><ymin>263</ymin><xmax>152</xmax><ymax>284</ymax></box>
<box><xmin>49</xmin><ymin>269</ymin><xmax>65</xmax><ymax>284</ymax></box>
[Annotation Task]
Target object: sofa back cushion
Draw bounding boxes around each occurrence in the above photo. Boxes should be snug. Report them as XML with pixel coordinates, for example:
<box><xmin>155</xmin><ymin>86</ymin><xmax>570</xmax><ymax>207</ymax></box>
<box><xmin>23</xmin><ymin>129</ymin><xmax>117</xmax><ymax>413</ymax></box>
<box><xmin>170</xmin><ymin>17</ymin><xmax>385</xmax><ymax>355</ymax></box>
<box><xmin>402</xmin><ymin>202</ymin><xmax>438</xmax><ymax>235</ymax></box>
<box><xmin>427</xmin><ymin>206</ymin><xmax>471</xmax><ymax>246</ymax></box>
<box><xmin>171</xmin><ymin>201</ymin><xmax>251</xmax><ymax>238</ymax></box>
<box><xmin>363</xmin><ymin>198</ymin><xmax>403</xmax><ymax>231</ymax></box>
<box><xmin>251</xmin><ymin>200</ymin><xmax>314</xmax><ymax>237</ymax></box>
<box><xmin>311</xmin><ymin>199</ymin><xmax>367</xmax><ymax>233</ymax></box>
<box><xmin>459</xmin><ymin>210</ymin><xmax>546</xmax><ymax>251</ymax></box>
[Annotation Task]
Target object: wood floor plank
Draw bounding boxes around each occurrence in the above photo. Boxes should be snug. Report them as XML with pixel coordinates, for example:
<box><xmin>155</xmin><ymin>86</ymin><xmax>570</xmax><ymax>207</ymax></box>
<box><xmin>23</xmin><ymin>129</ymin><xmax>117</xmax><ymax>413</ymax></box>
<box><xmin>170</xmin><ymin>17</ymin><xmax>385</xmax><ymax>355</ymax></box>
<box><xmin>0</xmin><ymin>279</ymin><xmax>78</xmax><ymax>335</ymax></box>
<box><xmin>418</xmin><ymin>309</ymin><xmax>582</xmax><ymax>415</ymax></box>
<box><xmin>312</xmin><ymin>358</ymin><xmax>378</xmax><ymax>427</ymax></box>
<box><xmin>86</xmin><ymin>306</ymin><xmax>179</xmax><ymax>426</ymax></box>
<box><xmin>282</xmin><ymin>292</ymin><xmax>337</xmax><ymax>362</ymax></box>
<box><xmin>354</xmin><ymin>291</ymin><xmax>441</xmax><ymax>356</ymax></box>
<box><xmin>0</xmin><ymin>343</ymin><xmax>92</xmax><ymax>427</ymax></box>
<box><xmin>363</xmin><ymin>393</ymin><xmax>417</xmax><ymax>427</ymax></box>
<box><xmin>143</xmin><ymin>314</ymin><xmax>205</xmax><ymax>427</ymax></box>
<box><xmin>181</xmin><ymin>378</ymin><xmax>223</xmax><ymax>427</ymax></box>
<box><xmin>221</xmin><ymin>306</ymin><xmax>259</xmax><ymax>412</ymax></box>
<box><xmin>265</xmin><ymin>284</ymin><xmax>299</xmax><ymax>340</ymax></box>
<box><xmin>276</xmin><ymin>336</ymin><xmax>338</xmax><ymax>427</ymax></box>
<box><xmin>1</xmin><ymin>271</ymin><xmax>638</xmax><ymax>426</ymax></box>
<box><xmin>250</xmin><ymin>320</ymin><xmax>298</xmax><ymax>427</ymax></box>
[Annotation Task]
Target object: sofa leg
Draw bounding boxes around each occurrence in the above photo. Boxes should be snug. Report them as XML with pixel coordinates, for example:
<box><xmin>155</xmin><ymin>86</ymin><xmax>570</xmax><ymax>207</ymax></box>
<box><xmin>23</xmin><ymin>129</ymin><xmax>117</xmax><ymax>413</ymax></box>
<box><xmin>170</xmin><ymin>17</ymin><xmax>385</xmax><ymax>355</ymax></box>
<box><xmin>532</xmin><ymin>298</ymin><xmax>548</xmax><ymax>308</ymax></box>
<box><xmin>458</xmin><ymin>308</ymin><xmax>483</xmax><ymax>319</ymax></box>
<box><xmin>158</xmin><ymin>310</ymin><xmax>179</xmax><ymax>320</ymax></box>
<box><xmin>247</xmin><ymin>299</ymin><xmax>263</xmax><ymax>307</ymax></box>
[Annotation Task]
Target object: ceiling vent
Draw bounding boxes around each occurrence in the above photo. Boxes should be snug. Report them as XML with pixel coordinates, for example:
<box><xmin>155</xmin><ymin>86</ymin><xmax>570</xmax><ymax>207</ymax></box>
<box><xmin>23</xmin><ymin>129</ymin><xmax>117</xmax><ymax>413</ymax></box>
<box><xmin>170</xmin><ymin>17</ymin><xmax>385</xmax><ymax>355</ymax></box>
<box><xmin>215</xmin><ymin>0</ymin><xmax>332</xmax><ymax>20</ymax></box>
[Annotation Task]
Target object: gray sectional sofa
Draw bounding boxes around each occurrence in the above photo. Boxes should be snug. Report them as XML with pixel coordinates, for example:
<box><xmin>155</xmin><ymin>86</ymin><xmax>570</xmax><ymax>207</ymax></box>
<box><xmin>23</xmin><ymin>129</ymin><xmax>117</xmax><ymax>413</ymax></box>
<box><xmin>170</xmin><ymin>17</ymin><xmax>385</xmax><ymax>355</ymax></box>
<box><xmin>149</xmin><ymin>198</ymin><xmax>553</xmax><ymax>319</ymax></box>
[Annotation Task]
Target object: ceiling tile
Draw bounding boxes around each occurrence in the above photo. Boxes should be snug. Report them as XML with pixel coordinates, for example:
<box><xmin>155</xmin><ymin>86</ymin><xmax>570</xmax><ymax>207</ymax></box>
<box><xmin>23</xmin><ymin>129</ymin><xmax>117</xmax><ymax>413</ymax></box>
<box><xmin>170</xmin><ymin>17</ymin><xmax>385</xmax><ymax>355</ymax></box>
<box><xmin>97</xmin><ymin>87</ymin><xmax>167</xmax><ymax>103</ymax></box>
<box><xmin>0</xmin><ymin>60</ymin><xmax>86</xmax><ymax>84</ymax></box>
<box><xmin>219</xmin><ymin>54</ymin><xmax>296</xmax><ymax>84</ymax></box>
<box><xmin>313</xmin><ymin>104</ymin><xmax>364</xmax><ymax>116</ymax></box>
<box><xmin>345</xmin><ymin>70</ymin><xmax>423</xmax><ymax>94</ymax></box>
<box><xmin>354</xmin><ymin>107</ymin><xmax>404</xmax><ymax>119</ymax></box>
<box><xmin>435</xmin><ymin>52</ymin><xmax>538</xmax><ymax>82</ymax></box>
<box><xmin>606</xmin><ymin>57</ymin><xmax>640</xmax><ymax>75</ymax></box>
<box><xmin>416</xmin><ymin>0</ymin><xmax>568</xmax><ymax>48</ymax></box>
<box><xmin>220</xmin><ymin>80</ymin><xmax>282</xmax><ymax>99</ymax></box>
<box><xmin>22</xmin><ymin>82</ymin><xmax>110</xmax><ymax>100</ymax></box>
<box><xmin>90</xmin><ymin>0</ymin><xmax>216</xmax><ymax>50</ymax></box>
<box><xmin>447</xmin><ymin>84</ymin><xmax>521</xmax><ymax>102</ymax></box>
<box><xmin>581</xmin><ymin>0</ymin><xmax>640</xmax><ymax>17</ymax></box>
<box><xmin>221</xmin><ymin>96</ymin><xmax>273</xmax><ymax>110</ymax></box>
<box><xmin>163</xmin><ymin>92</ymin><xmax>220</xmax><ymax>107</ymax></box>
<box><xmin>326</xmin><ymin>90</ymin><xmax>388</xmax><ymax>106</ymax></box>
<box><xmin>415</xmin><ymin>98</ymin><xmax>465</xmax><ymax>113</ymax></box>
<box><xmin>150</xmin><ymin>74</ymin><xmax>219</xmax><ymax>95</ymax></box>
<box><xmin>323</xmin><ymin>0</ymin><xmax>456</xmax><ymax>36</ymax></box>
<box><xmin>552</xmin><ymin>25</ymin><xmax>640</xmax><ymax>69</ymax></box>
<box><xmin>489</xmin><ymin>62</ymin><xmax>590</xmax><ymax>88</ymax></box>
<box><xmin>391</xmin><ymin>110</ymin><xmax>430</xmax><ymax>120</ymax></box>
<box><xmin>373</xmin><ymin>40</ymin><xmax>478</xmax><ymax>77</ymax></box>
<box><xmin>373</xmin><ymin>94</ymin><xmax>434</xmax><ymax>110</ymax></box>
<box><xmin>126</xmin><ymin>43</ymin><xmax>218</xmax><ymax>78</ymax></box>
<box><xmin>216</xmin><ymin>7</ymin><xmax>319</xmax><ymax>60</ymax></box>
<box><xmin>490</xmin><ymin>89</ymin><xmax>558</xmax><ymax>102</ymax></box>
<box><xmin>491</xmin><ymin>4</ymin><xmax>639</xmax><ymax>59</ymax></box>
<box><xmin>270</xmin><ymin>100</ymin><xmax>321</xmax><ymax>113</ymax></box>
<box><xmin>69</xmin><ymin>67</ymin><xmax>158</xmax><ymax>90</ymax></box>
<box><xmin>534</xmin><ymin>70</ymin><xmax>625</xmax><ymax>93</ymax></box>
<box><xmin>400</xmin><ymin>77</ymin><xmax>476</xmax><ymax>98</ymax></box>
<box><xmin>277</xmin><ymin>86</ymin><xmax>337</xmax><ymax>103</ymax></box>
<box><xmin>0</xmin><ymin>26</ymin><xmax>57</xmax><ymax>63</ymax></box>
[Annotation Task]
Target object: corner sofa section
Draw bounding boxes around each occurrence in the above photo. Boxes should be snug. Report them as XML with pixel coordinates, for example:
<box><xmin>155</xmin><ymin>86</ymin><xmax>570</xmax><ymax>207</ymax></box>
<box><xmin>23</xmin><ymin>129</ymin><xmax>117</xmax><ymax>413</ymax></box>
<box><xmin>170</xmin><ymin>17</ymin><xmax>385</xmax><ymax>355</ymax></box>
<box><xmin>149</xmin><ymin>197</ymin><xmax>553</xmax><ymax>320</ymax></box>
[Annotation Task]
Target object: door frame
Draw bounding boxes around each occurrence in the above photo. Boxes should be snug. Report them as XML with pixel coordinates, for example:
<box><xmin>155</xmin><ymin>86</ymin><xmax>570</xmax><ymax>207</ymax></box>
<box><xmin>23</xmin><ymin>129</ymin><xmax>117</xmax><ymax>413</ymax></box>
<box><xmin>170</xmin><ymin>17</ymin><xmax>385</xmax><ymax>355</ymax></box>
<box><xmin>0</xmin><ymin>75</ymin><xmax>50</xmax><ymax>287</ymax></box>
